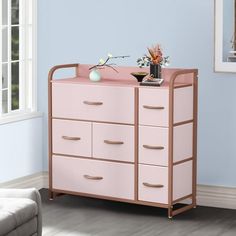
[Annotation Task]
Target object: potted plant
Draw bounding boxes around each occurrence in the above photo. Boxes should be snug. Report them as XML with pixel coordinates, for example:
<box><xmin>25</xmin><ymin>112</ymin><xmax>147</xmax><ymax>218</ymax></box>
<box><xmin>89</xmin><ymin>54</ymin><xmax>129</xmax><ymax>82</ymax></box>
<box><xmin>137</xmin><ymin>44</ymin><xmax>170</xmax><ymax>79</ymax></box>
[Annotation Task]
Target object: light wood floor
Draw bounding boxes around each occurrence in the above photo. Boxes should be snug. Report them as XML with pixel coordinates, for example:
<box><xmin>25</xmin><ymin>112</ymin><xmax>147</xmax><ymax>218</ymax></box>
<box><xmin>40</xmin><ymin>189</ymin><xmax>236</xmax><ymax>236</ymax></box>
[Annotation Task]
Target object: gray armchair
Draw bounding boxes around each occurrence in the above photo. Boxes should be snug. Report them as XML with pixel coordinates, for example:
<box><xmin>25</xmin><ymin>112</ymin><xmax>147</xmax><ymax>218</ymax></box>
<box><xmin>0</xmin><ymin>188</ymin><xmax>42</xmax><ymax>236</ymax></box>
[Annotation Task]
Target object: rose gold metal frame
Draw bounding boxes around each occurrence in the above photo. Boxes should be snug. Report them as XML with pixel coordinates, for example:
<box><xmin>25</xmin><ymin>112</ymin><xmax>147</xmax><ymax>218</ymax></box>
<box><xmin>134</xmin><ymin>88</ymin><xmax>139</xmax><ymax>201</ymax></box>
<box><xmin>48</xmin><ymin>64</ymin><xmax>198</xmax><ymax>217</ymax></box>
<box><xmin>48</xmin><ymin>63</ymin><xmax>79</xmax><ymax>199</ymax></box>
<box><xmin>168</xmin><ymin>69</ymin><xmax>198</xmax><ymax>218</ymax></box>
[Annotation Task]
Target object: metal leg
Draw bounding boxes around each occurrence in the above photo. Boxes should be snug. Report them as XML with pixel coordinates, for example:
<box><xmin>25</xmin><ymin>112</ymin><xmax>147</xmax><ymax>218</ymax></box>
<box><xmin>193</xmin><ymin>195</ymin><xmax>197</xmax><ymax>208</ymax></box>
<box><xmin>168</xmin><ymin>207</ymin><xmax>173</xmax><ymax>219</ymax></box>
<box><xmin>49</xmin><ymin>190</ymin><xmax>54</xmax><ymax>200</ymax></box>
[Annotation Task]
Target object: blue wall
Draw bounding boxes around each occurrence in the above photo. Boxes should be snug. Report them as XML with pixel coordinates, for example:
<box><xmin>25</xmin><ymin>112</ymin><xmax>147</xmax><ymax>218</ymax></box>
<box><xmin>38</xmin><ymin>0</ymin><xmax>236</xmax><ymax>187</ymax></box>
<box><xmin>0</xmin><ymin>117</ymin><xmax>43</xmax><ymax>182</ymax></box>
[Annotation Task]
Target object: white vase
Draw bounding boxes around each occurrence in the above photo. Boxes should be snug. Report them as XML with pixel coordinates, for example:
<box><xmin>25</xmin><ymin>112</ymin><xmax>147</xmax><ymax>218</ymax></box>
<box><xmin>89</xmin><ymin>69</ymin><xmax>101</xmax><ymax>82</ymax></box>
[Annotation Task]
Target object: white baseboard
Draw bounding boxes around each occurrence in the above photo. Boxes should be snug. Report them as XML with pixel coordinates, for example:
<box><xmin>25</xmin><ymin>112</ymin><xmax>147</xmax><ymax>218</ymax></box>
<box><xmin>0</xmin><ymin>171</ymin><xmax>48</xmax><ymax>190</ymax></box>
<box><xmin>197</xmin><ymin>184</ymin><xmax>236</xmax><ymax>210</ymax></box>
<box><xmin>1</xmin><ymin>172</ymin><xmax>236</xmax><ymax>210</ymax></box>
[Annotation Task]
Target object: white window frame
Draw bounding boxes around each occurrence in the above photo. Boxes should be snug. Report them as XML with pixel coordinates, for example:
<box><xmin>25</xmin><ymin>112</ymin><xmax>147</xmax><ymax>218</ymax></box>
<box><xmin>0</xmin><ymin>0</ymin><xmax>41</xmax><ymax>125</ymax></box>
<box><xmin>215</xmin><ymin>0</ymin><xmax>236</xmax><ymax>72</ymax></box>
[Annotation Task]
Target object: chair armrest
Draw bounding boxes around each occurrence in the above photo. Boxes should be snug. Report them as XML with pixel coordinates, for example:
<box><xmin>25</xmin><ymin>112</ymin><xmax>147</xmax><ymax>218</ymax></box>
<box><xmin>0</xmin><ymin>188</ymin><xmax>42</xmax><ymax>236</ymax></box>
<box><xmin>0</xmin><ymin>188</ymin><xmax>40</xmax><ymax>202</ymax></box>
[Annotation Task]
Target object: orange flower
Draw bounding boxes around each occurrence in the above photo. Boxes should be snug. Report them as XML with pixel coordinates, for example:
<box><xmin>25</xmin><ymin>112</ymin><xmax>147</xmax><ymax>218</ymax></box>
<box><xmin>147</xmin><ymin>44</ymin><xmax>163</xmax><ymax>65</ymax></box>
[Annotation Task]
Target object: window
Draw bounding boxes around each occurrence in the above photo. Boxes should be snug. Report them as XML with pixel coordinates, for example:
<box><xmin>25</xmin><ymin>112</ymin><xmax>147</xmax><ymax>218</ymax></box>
<box><xmin>0</xmin><ymin>0</ymin><xmax>36</xmax><ymax>119</ymax></box>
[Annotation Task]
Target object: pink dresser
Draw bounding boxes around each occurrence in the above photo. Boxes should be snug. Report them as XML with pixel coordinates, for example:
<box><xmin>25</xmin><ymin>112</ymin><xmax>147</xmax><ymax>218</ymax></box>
<box><xmin>48</xmin><ymin>64</ymin><xmax>198</xmax><ymax>218</ymax></box>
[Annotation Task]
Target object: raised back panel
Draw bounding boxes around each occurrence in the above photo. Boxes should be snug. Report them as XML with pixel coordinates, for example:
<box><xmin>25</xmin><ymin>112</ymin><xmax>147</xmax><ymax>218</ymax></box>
<box><xmin>77</xmin><ymin>64</ymin><xmax>194</xmax><ymax>84</ymax></box>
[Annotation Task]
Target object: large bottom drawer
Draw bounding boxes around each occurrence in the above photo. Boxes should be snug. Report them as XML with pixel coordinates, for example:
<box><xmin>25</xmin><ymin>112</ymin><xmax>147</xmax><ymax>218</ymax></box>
<box><xmin>52</xmin><ymin>155</ymin><xmax>134</xmax><ymax>200</ymax></box>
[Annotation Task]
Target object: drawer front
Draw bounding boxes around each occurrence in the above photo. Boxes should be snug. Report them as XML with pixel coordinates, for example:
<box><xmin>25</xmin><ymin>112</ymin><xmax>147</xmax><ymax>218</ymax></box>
<box><xmin>139</xmin><ymin>88</ymin><xmax>169</xmax><ymax>127</ymax></box>
<box><xmin>93</xmin><ymin>123</ymin><xmax>134</xmax><ymax>162</ymax></box>
<box><xmin>52</xmin><ymin>119</ymin><xmax>91</xmax><ymax>157</ymax></box>
<box><xmin>138</xmin><ymin>164</ymin><xmax>168</xmax><ymax>204</ymax></box>
<box><xmin>52</xmin><ymin>155</ymin><xmax>134</xmax><ymax>200</ymax></box>
<box><xmin>139</xmin><ymin>126</ymin><xmax>168</xmax><ymax>166</ymax></box>
<box><xmin>52</xmin><ymin>83</ymin><xmax>134</xmax><ymax>124</ymax></box>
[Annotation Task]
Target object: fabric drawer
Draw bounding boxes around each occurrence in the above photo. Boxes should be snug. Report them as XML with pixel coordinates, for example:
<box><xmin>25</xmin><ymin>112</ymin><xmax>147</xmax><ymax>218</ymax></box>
<box><xmin>93</xmin><ymin>123</ymin><xmax>134</xmax><ymax>162</ymax></box>
<box><xmin>52</xmin><ymin>119</ymin><xmax>92</xmax><ymax>157</ymax></box>
<box><xmin>52</xmin><ymin>83</ymin><xmax>134</xmax><ymax>124</ymax></box>
<box><xmin>52</xmin><ymin>155</ymin><xmax>134</xmax><ymax>200</ymax></box>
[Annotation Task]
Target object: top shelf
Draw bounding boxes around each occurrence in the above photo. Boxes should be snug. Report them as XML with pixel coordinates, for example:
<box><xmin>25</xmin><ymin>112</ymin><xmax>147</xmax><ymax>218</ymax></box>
<box><xmin>49</xmin><ymin>64</ymin><xmax>197</xmax><ymax>89</ymax></box>
<box><xmin>52</xmin><ymin>76</ymin><xmax>192</xmax><ymax>89</ymax></box>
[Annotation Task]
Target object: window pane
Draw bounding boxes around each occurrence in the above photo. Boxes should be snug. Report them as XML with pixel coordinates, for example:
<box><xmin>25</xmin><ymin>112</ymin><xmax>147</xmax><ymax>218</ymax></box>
<box><xmin>2</xmin><ymin>90</ymin><xmax>8</xmax><ymax>114</ymax></box>
<box><xmin>27</xmin><ymin>60</ymin><xmax>33</xmax><ymax>108</ymax></box>
<box><xmin>12</xmin><ymin>26</ymin><xmax>19</xmax><ymax>61</ymax></box>
<box><xmin>11</xmin><ymin>0</ymin><xmax>19</xmax><ymax>25</ymax></box>
<box><xmin>2</xmin><ymin>27</ymin><xmax>8</xmax><ymax>62</ymax></box>
<box><xmin>11</xmin><ymin>62</ymin><xmax>19</xmax><ymax>110</ymax></box>
<box><xmin>28</xmin><ymin>0</ymin><xmax>33</xmax><ymax>25</ymax></box>
<box><xmin>2</xmin><ymin>0</ymin><xmax>8</xmax><ymax>25</ymax></box>
<box><xmin>2</xmin><ymin>64</ymin><xmax>8</xmax><ymax>89</ymax></box>
<box><xmin>28</xmin><ymin>26</ymin><xmax>32</xmax><ymax>59</ymax></box>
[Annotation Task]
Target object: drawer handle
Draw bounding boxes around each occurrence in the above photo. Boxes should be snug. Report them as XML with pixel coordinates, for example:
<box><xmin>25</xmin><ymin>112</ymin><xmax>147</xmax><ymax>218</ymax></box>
<box><xmin>143</xmin><ymin>182</ymin><xmax>164</xmax><ymax>188</ymax></box>
<box><xmin>83</xmin><ymin>175</ymin><xmax>103</xmax><ymax>180</ymax></box>
<box><xmin>143</xmin><ymin>145</ymin><xmax>164</xmax><ymax>150</ymax></box>
<box><xmin>62</xmin><ymin>136</ymin><xmax>81</xmax><ymax>141</ymax></box>
<box><xmin>83</xmin><ymin>101</ymin><xmax>103</xmax><ymax>106</ymax></box>
<box><xmin>104</xmin><ymin>140</ymin><xmax>124</xmax><ymax>145</ymax></box>
<box><xmin>143</xmin><ymin>105</ymin><xmax>164</xmax><ymax>110</ymax></box>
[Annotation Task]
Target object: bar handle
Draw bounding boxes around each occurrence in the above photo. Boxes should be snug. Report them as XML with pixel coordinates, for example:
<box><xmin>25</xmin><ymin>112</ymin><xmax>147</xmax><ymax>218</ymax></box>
<box><xmin>143</xmin><ymin>145</ymin><xmax>164</xmax><ymax>150</ymax></box>
<box><xmin>62</xmin><ymin>136</ymin><xmax>81</xmax><ymax>141</ymax></box>
<box><xmin>83</xmin><ymin>101</ymin><xmax>103</xmax><ymax>106</ymax></box>
<box><xmin>104</xmin><ymin>140</ymin><xmax>124</xmax><ymax>145</ymax></box>
<box><xmin>83</xmin><ymin>175</ymin><xmax>103</xmax><ymax>180</ymax></box>
<box><xmin>143</xmin><ymin>105</ymin><xmax>164</xmax><ymax>110</ymax></box>
<box><xmin>143</xmin><ymin>182</ymin><xmax>164</xmax><ymax>188</ymax></box>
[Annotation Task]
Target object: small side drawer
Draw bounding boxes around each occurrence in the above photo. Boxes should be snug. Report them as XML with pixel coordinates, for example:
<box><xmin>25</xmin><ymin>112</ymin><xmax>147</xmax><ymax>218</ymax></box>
<box><xmin>52</xmin><ymin>83</ymin><xmax>134</xmax><ymax>124</ymax></box>
<box><xmin>139</xmin><ymin>88</ymin><xmax>169</xmax><ymax>127</ymax></box>
<box><xmin>93</xmin><ymin>123</ymin><xmax>134</xmax><ymax>162</ymax></box>
<box><xmin>138</xmin><ymin>164</ymin><xmax>168</xmax><ymax>204</ymax></box>
<box><xmin>52</xmin><ymin>119</ymin><xmax>91</xmax><ymax>157</ymax></box>
<box><xmin>52</xmin><ymin>155</ymin><xmax>134</xmax><ymax>200</ymax></box>
<box><xmin>139</xmin><ymin>126</ymin><xmax>168</xmax><ymax>166</ymax></box>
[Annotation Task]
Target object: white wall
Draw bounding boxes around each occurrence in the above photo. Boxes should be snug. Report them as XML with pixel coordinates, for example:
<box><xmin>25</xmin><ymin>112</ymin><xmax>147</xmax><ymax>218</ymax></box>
<box><xmin>0</xmin><ymin>117</ymin><xmax>43</xmax><ymax>182</ymax></box>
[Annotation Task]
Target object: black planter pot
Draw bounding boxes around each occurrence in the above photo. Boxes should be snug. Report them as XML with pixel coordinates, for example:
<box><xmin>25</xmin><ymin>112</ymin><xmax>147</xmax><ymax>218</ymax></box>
<box><xmin>150</xmin><ymin>63</ymin><xmax>161</xmax><ymax>79</ymax></box>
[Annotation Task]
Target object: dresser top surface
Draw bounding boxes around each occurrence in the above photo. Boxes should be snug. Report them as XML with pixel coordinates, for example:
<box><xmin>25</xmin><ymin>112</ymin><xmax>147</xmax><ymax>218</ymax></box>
<box><xmin>51</xmin><ymin>77</ymin><xmax>191</xmax><ymax>89</ymax></box>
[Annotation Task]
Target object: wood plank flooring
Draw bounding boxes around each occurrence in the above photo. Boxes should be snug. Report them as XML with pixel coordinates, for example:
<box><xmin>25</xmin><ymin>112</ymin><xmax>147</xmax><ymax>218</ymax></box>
<box><xmin>40</xmin><ymin>189</ymin><xmax>236</xmax><ymax>236</ymax></box>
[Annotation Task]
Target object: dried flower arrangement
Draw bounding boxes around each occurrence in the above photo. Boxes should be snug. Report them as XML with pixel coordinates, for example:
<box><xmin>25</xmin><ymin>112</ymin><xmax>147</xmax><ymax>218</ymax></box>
<box><xmin>137</xmin><ymin>44</ymin><xmax>170</xmax><ymax>68</ymax></box>
<box><xmin>89</xmin><ymin>54</ymin><xmax>130</xmax><ymax>72</ymax></box>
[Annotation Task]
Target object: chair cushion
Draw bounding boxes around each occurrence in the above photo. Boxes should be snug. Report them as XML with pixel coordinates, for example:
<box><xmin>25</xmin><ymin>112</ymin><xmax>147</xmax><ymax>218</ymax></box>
<box><xmin>5</xmin><ymin>217</ymin><xmax>38</xmax><ymax>236</ymax></box>
<box><xmin>0</xmin><ymin>198</ymin><xmax>38</xmax><ymax>236</ymax></box>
